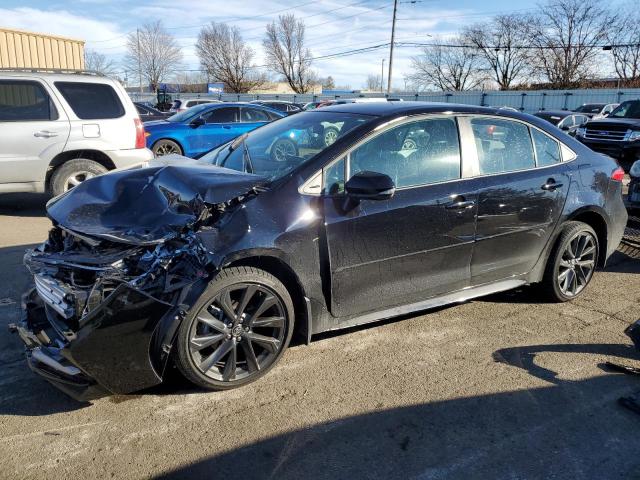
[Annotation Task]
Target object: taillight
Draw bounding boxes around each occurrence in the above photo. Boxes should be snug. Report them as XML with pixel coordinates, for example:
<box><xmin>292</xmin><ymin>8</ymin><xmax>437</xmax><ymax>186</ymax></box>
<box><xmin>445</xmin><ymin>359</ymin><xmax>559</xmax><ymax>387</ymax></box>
<box><xmin>134</xmin><ymin>118</ymin><xmax>145</xmax><ymax>149</ymax></box>
<box><xmin>611</xmin><ymin>166</ymin><xmax>625</xmax><ymax>182</ymax></box>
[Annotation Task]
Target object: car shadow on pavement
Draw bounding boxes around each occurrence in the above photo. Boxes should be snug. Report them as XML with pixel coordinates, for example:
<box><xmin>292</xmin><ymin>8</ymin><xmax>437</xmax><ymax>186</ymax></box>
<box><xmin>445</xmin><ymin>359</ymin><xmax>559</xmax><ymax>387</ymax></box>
<box><xmin>0</xmin><ymin>193</ymin><xmax>50</xmax><ymax>217</ymax></box>
<box><xmin>152</xmin><ymin>342</ymin><xmax>640</xmax><ymax>480</ymax></box>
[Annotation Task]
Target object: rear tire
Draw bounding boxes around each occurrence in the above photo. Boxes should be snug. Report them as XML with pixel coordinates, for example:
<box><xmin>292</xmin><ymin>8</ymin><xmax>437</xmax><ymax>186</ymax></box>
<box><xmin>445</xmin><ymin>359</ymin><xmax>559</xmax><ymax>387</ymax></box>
<box><xmin>49</xmin><ymin>158</ymin><xmax>107</xmax><ymax>197</ymax></box>
<box><xmin>540</xmin><ymin>221</ymin><xmax>599</xmax><ymax>302</ymax></box>
<box><xmin>175</xmin><ymin>267</ymin><xmax>294</xmax><ymax>391</ymax></box>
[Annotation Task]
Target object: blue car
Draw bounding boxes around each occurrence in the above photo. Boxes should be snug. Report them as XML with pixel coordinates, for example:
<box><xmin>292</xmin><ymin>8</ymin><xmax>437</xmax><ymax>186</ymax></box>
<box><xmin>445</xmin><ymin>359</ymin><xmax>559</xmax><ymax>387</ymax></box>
<box><xmin>144</xmin><ymin>102</ymin><xmax>285</xmax><ymax>158</ymax></box>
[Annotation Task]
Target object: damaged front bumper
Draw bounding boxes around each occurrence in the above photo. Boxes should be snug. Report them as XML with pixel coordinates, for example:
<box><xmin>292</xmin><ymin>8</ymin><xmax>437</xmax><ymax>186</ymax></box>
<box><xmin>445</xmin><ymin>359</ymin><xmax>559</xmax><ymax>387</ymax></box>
<box><xmin>11</xmin><ymin>289</ymin><xmax>107</xmax><ymax>401</ymax></box>
<box><xmin>12</xmin><ymin>243</ymin><xmax>207</xmax><ymax>401</ymax></box>
<box><xmin>12</xmin><ymin>284</ymin><xmax>182</xmax><ymax>401</ymax></box>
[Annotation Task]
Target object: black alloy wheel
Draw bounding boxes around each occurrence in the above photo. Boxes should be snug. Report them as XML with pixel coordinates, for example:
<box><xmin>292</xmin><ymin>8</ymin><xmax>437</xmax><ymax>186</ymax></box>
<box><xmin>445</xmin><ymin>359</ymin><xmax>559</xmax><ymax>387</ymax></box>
<box><xmin>557</xmin><ymin>231</ymin><xmax>597</xmax><ymax>297</ymax></box>
<box><xmin>175</xmin><ymin>267</ymin><xmax>294</xmax><ymax>390</ymax></box>
<box><xmin>542</xmin><ymin>221</ymin><xmax>599</xmax><ymax>302</ymax></box>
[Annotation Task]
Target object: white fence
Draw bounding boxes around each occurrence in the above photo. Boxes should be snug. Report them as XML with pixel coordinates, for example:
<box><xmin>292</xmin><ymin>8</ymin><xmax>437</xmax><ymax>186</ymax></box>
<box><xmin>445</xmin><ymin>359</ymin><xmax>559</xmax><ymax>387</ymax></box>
<box><xmin>129</xmin><ymin>88</ymin><xmax>640</xmax><ymax>113</ymax></box>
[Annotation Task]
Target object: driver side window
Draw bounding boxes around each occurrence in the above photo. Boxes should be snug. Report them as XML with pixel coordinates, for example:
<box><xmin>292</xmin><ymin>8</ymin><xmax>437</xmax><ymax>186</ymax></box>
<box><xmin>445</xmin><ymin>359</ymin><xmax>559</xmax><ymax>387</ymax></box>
<box><xmin>348</xmin><ymin>118</ymin><xmax>461</xmax><ymax>189</ymax></box>
<box><xmin>205</xmin><ymin>107</ymin><xmax>238</xmax><ymax>124</ymax></box>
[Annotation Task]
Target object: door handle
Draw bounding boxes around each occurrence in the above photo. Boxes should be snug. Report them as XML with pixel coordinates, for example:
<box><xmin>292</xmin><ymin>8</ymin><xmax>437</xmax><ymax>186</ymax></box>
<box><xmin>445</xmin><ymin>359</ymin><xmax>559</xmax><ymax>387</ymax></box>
<box><xmin>445</xmin><ymin>198</ymin><xmax>476</xmax><ymax>210</ymax></box>
<box><xmin>222</xmin><ymin>125</ymin><xmax>232</xmax><ymax>129</ymax></box>
<box><xmin>34</xmin><ymin>131</ymin><xmax>59</xmax><ymax>138</ymax></box>
<box><xmin>541</xmin><ymin>179</ymin><xmax>563</xmax><ymax>191</ymax></box>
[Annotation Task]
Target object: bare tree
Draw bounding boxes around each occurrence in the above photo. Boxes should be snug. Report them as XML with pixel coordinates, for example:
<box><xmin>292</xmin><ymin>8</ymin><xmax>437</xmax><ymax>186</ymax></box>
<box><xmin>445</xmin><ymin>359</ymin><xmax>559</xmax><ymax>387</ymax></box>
<box><xmin>463</xmin><ymin>15</ymin><xmax>532</xmax><ymax>90</ymax></box>
<box><xmin>196</xmin><ymin>22</ymin><xmax>266</xmax><ymax>93</ymax></box>
<box><xmin>322</xmin><ymin>75</ymin><xmax>335</xmax><ymax>90</ymax></box>
<box><xmin>606</xmin><ymin>6</ymin><xmax>640</xmax><ymax>87</ymax></box>
<box><xmin>170</xmin><ymin>71</ymin><xmax>208</xmax><ymax>93</ymax></box>
<box><xmin>365</xmin><ymin>74</ymin><xmax>383</xmax><ymax>91</ymax></box>
<box><xmin>263</xmin><ymin>14</ymin><xmax>317</xmax><ymax>93</ymax></box>
<box><xmin>125</xmin><ymin>21</ymin><xmax>182</xmax><ymax>92</ymax></box>
<box><xmin>408</xmin><ymin>37</ymin><xmax>485</xmax><ymax>91</ymax></box>
<box><xmin>84</xmin><ymin>50</ymin><xmax>118</xmax><ymax>77</ymax></box>
<box><xmin>526</xmin><ymin>0</ymin><xmax>616</xmax><ymax>88</ymax></box>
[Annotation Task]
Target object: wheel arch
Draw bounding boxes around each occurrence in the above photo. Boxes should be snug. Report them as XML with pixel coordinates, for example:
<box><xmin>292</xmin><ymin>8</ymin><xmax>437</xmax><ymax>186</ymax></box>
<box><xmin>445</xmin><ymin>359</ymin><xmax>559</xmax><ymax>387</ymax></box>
<box><xmin>566</xmin><ymin>207</ymin><xmax>609</xmax><ymax>268</ymax></box>
<box><xmin>529</xmin><ymin>207</ymin><xmax>609</xmax><ymax>284</ymax></box>
<box><xmin>224</xmin><ymin>252</ymin><xmax>312</xmax><ymax>345</ymax></box>
<box><xmin>46</xmin><ymin>150</ymin><xmax>116</xmax><ymax>189</ymax></box>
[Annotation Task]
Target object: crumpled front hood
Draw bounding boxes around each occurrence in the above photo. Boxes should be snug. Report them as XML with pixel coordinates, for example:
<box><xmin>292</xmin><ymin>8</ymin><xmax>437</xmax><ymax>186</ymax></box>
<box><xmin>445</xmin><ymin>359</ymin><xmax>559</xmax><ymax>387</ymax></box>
<box><xmin>47</xmin><ymin>164</ymin><xmax>267</xmax><ymax>245</ymax></box>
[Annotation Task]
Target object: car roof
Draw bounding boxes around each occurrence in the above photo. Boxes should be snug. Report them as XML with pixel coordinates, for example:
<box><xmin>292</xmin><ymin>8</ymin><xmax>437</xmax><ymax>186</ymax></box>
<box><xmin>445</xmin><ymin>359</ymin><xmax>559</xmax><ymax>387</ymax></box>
<box><xmin>534</xmin><ymin>110</ymin><xmax>572</xmax><ymax>116</ymax></box>
<box><xmin>0</xmin><ymin>70</ymin><xmax>118</xmax><ymax>84</ymax></box>
<box><xmin>253</xmin><ymin>100</ymin><xmax>294</xmax><ymax>104</ymax></box>
<box><xmin>316</xmin><ymin>101</ymin><xmax>536</xmax><ymax>118</ymax></box>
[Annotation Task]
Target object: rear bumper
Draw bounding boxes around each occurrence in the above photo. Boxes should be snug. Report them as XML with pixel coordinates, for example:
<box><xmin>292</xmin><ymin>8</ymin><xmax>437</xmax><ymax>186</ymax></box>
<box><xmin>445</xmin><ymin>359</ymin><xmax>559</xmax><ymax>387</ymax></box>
<box><xmin>105</xmin><ymin>147</ymin><xmax>154</xmax><ymax>169</ymax></box>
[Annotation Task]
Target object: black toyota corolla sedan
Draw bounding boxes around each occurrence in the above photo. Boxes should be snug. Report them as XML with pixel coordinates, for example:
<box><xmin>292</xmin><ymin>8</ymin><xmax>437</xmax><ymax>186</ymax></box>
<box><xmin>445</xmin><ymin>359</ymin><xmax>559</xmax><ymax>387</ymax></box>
<box><xmin>12</xmin><ymin>102</ymin><xmax>628</xmax><ymax>400</ymax></box>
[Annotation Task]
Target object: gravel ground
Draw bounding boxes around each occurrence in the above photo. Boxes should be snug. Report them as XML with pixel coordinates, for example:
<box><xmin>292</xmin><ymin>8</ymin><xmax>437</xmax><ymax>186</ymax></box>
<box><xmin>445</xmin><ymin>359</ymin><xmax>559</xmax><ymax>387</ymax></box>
<box><xmin>1</xmin><ymin>193</ymin><xmax>640</xmax><ymax>480</ymax></box>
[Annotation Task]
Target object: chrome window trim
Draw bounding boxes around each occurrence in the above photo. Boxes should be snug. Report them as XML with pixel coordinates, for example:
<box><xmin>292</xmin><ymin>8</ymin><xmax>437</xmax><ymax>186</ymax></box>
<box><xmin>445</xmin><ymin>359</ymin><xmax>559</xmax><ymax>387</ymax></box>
<box><xmin>299</xmin><ymin>112</ymin><xmax>578</xmax><ymax>196</ymax></box>
<box><xmin>457</xmin><ymin>114</ymin><xmax>577</xmax><ymax>178</ymax></box>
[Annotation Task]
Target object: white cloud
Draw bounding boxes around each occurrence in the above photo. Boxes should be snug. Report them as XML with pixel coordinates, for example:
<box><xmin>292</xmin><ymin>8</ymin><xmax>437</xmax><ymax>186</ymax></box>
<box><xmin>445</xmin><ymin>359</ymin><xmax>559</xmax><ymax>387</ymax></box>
<box><xmin>0</xmin><ymin>2</ymin><xmax>487</xmax><ymax>88</ymax></box>
<box><xmin>0</xmin><ymin>7</ymin><xmax>126</xmax><ymax>47</ymax></box>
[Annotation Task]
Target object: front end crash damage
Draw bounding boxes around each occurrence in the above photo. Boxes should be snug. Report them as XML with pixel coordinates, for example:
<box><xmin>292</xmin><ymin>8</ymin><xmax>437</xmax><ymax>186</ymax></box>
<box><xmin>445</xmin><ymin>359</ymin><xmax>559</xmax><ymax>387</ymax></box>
<box><xmin>11</xmin><ymin>164</ymin><xmax>266</xmax><ymax>400</ymax></box>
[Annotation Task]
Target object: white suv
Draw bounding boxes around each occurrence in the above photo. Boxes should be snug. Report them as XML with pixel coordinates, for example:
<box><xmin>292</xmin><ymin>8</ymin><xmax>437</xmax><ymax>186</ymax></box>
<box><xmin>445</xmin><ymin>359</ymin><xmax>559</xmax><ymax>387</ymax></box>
<box><xmin>168</xmin><ymin>98</ymin><xmax>221</xmax><ymax>113</ymax></box>
<box><xmin>0</xmin><ymin>70</ymin><xmax>153</xmax><ymax>196</ymax></box>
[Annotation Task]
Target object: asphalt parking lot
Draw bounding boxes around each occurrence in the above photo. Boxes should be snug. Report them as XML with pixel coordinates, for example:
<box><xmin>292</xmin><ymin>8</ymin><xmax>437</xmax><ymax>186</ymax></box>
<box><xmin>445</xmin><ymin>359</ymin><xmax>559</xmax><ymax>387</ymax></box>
<box><xmin>1</xmin><ymin>194</ymin><xmax>640</xmax><ymax>480</ymax></box>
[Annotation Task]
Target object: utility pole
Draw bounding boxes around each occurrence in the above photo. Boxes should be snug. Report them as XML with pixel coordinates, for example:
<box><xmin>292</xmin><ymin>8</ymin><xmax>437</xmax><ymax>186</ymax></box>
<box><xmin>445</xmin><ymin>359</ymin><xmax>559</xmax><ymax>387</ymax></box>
<box><xmin>137</xmin><ymin>28</ymin><xmax>142</xmax><ymax>95</ymax></box>
<box><xmin>387</xmin><ymin>0</ymin><xmax>398</xmax><ymax>94</ymax></box>
<box><xmin>381</xmin><ymin>58</ymin><xmax>385</xmax><ymax>93</ymax></box>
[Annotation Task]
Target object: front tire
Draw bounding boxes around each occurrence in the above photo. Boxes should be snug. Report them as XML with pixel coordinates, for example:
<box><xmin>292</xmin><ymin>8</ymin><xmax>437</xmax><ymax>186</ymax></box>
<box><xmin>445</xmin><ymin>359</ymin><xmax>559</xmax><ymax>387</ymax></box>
<box><xmin>49</xmin><ymin>158</ymin><xmax>107</xmax><ymax>196</ymax></box>
<box><xmin>152</xmin><ymin>139</ymin><xmax>183</xmax><ymax>157</ymax></box>
<box><xmin>541</xmin><ymin>221</ymin><xmax>599</xmax><ymax>302</ymax></box>
<box><xmin>175</xmin><ymin>267</ymin><xmax>294</xmax><ymax>390</ymax></box>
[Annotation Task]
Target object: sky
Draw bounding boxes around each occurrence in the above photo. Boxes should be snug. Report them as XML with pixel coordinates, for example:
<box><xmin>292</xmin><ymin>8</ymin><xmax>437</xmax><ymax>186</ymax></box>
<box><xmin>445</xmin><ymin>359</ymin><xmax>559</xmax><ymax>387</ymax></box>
<box><xmin>0</xmin><ymin>0</ymin><xmax>626</xmax><ymax>89</ymax></box>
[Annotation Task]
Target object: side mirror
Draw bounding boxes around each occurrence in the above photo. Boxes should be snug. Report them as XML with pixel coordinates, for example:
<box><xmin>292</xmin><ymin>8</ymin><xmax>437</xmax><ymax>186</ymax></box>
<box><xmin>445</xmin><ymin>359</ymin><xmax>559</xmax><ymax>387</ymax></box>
<box><xmin>603</xmin><ymin>112</ymin><xmax>610</xmax><ymax>117</ymax></box>
<box><xmin>345</xmin><ymin>171</ymin><xmax>395</xmax><ymax>201</ymax></box>
<box><xmin>190</xmin><ymin>116</ymin><xmax>205</xmax><ymax>128</ymax></box>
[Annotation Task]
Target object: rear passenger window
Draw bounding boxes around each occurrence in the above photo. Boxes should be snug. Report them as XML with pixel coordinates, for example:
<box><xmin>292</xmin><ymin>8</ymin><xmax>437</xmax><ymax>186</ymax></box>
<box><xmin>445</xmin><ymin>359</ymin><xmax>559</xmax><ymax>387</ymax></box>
<box><xmin>531</xmin><ymin>129</ymin><xmax>561</xmax><ymax>166</ymax></box>
<box><xmin>470</xmin><ymin>118</ymin><xmax>535</xmax><ymax>175</ymax></box>
<box><xmin>349</xmin><ymin>118</ymin><xmax>461</xmax><ymax>189</ymax></box>
<box><xmin>55</xmin><ymin>82</ymin><xmax>124</xmax><ymax>120</ymax></box>
<box><xmin>0</xmin><ymin>81</ymin><xmax>58</xmax><ymax>121</ymax></box>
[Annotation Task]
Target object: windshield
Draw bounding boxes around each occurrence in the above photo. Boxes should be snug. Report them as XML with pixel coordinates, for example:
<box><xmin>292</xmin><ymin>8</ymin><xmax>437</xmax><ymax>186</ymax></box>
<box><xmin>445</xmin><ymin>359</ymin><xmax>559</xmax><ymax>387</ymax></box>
<box><xmin>167</xmin><ymin>103</ymin><xmax>213</xmax><ymax>122</ymax></box>
<box><xmin>200</xmin><ymin>111</ymin><xmax>374</xmax><ymax>181</ymax></box>
<box><xmin>609</xmin><ymin>101</ymin><xmax>640</xmax><ymax>119</ymax></box>
<box><xmin>574</xmin><ymin>104</ymin><xmax>604</xmax><ymax>114</ymax></box>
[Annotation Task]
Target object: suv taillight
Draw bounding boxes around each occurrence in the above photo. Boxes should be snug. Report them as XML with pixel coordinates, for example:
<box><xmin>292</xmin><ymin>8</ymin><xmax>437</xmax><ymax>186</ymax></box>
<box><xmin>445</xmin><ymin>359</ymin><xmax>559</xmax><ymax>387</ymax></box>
<box><xmin>611</xmin><ymin>166</ymin><xmax>626</xmax><ymax>182</ymax></box>
<box><xmin>134</xmin><ymin>118</ymin><xmax>145</xmax><ymax>149</ymax></box>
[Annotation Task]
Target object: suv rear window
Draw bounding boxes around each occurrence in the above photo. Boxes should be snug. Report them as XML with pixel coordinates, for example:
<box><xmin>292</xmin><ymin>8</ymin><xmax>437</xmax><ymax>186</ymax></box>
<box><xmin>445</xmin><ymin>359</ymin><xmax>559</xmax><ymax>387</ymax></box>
<box><xmin>54</xmin><ymin>82</ymin><xmax>125</xmax><ymax>120</ymax></box>
<box><xmin>0</xmin><ymin>80</ymin><xmax>58</xmax><ymax>121</ymax></box>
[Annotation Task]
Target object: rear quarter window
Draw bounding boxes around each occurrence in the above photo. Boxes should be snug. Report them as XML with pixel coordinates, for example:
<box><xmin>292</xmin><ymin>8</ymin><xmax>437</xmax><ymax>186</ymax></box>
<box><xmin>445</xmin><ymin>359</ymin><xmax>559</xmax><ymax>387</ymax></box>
<box><xmin>55</xmin><ymin>82</ymin><xmax>125</xmax><ymax>120</ymax></box>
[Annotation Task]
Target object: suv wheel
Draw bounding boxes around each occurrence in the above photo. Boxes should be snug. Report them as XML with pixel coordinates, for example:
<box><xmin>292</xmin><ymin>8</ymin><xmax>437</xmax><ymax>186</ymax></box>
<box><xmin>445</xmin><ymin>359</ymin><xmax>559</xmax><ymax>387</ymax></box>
<box><xmin>541</xmin><ymin>221</ymin><xmax>599</xmax><ymax>302</ymax></box>
<box><xmin>175</xmin><ymin>267</ymin><xmax>294</xmax><ymax>390</ymax></box>
<box><xmin>49</xmin><ymin>159</ymin><xmax>107</xmax><ymax>196</ymax></box>
<box><xmin>152</xmin><ymin>139</ymin><xmax>183</xmax><ymax>157</ymax></box>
